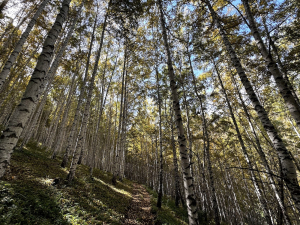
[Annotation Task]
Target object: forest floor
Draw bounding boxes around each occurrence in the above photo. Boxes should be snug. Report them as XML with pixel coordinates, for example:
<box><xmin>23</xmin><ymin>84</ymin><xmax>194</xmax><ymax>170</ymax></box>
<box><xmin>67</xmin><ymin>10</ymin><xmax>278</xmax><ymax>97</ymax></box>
<box><xmin>0</xmin><ymin>140</ymin><xmax>188</xmax><ymax>225</ymax></box>
<box><xmin>124</xmin><ymin>183</ymin><xmax>154</xmax><ymax>224</ymax></box>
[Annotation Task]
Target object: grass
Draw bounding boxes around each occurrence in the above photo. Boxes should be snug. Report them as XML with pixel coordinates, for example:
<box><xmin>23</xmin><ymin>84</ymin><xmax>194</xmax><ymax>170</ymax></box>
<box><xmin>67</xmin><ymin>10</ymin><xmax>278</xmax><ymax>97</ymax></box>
<box><xmin>0</xmin><ymin>140</ymin><xmax>133</xmax><ymax>225</ymax></box>
<box><xmin>145</xmin><ymin>187</ymin><xmax>219</xmax><ymax>225</ymax></box>
<box><xmin>146</xmin><ymin>186</ymin><xmax>189</xmax><ymax>225</ymax></box>
<box><xmin>0</xmin><ymin>140</ymin><xmax>198</xmax><ymax>224</ymax></box>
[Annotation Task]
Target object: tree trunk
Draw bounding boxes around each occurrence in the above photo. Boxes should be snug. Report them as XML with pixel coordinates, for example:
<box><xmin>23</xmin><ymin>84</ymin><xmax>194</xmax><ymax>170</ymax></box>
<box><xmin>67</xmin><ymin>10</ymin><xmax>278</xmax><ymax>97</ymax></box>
<box><xmin>158</xmin><ymin>0</ymin><xmax>199</xmax><ymax>223</ymax></box>
<box><xmin>230</xmin><ymin>71</ymin><xmax>292</xmax><ymax>224</ymax></box>
<box><xmin>61</xmin><ymin>12</ymin><xmax>97</xmax><ymax>168</ymax></box>
<box><xmin>67</xmin><ymin>11</ymin><xmax>108</xmax><ymax>183</ymax></box>
<box><xmin>155</xmin><ymin>66</ymin><xmax>164</xmax><ymax>208</ymax></box>
<box><xmin>113</xmin><ymin>46</ymin><xmax>127</xmax><ymax>185</ymax></box>
<box><xmin>0</xmin><ymin>0</ymin><xmax>51</xmax><ymax>92</ymax></box>
<box><xmin>214</xmin><ymin>61</ymin><xmax>273</xmax><ymax>225</ymax></box>
<box><xmin>204</xmin><ymin>0</ymin><xmax>300</xmax><ymax>212</ymax></box>
<box><xmin>0</xmin><ymin>0</ymin><xmax>72</xmax><ymax>178</ymax></box>
<box><xmin>170</xmin><ymin>107</ymin><xmax>182</xmax><ymax>207</ymax></box>
<box><xmin>188</xmin><ymin>50</ymin><xmax>220</xmax><ymax>224</ymax></box>
<box><xmin>51</xmin><ymin>71</ymin><xmax>77</xmax><ymax>159</ymax></box>
<box><xmin>241</xmin><ymin>0</ymin><xmax>300</xmax><ymax>129</ymax></box>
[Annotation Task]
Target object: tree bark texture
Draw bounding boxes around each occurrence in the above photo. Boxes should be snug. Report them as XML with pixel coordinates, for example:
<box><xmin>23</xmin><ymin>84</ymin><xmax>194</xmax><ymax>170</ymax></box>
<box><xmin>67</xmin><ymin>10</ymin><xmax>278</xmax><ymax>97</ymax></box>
<box><xmin>241</xmin><ymin>0</ymin><xmax>300</xmax><ymax>129</ymax></box>
<box><xmin>0</xmin><ymin>0</ymin><xmax>51</xmax><ymax>92</ymax></box>
<box><xmin>67</xmin><ymin>12</ymin><xmax>108</xmax><ymax>183</ymax></box>
<box><xmin>205</xmin><ymin>0</ymin><xmax>300</xmax><ymax>213</ymax></box>
<box><xmin>158</xmin><ymin>0</ymin><xmax>199</xmax><ymax>224</ymax></box>
<box><xmin>0</xmin><ymin>0</ymin><xmax>71</xmax><ymax>178</ymax></box>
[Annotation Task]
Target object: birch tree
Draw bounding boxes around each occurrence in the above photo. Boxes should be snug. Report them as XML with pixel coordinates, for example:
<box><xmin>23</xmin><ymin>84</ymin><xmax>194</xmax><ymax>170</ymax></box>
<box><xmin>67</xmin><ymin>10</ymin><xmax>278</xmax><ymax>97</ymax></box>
<box><xmin>0</xmin><ymin>0</ymin><xmax>72</xmax><ymax>178</ymax></box>
<box><xmin>0</xmin><ymin>0</ymin><xmax>51</xmax><ymax>92</ymax></box>
<box><xmin>158</xmin><ymin>0</ymin><xmax>199</xmax><ymax>223</ymax></box>
<box><xmin>204</xmin><ymin>0</ymin><xmax>300</xmax><ymax>212</ymax></box>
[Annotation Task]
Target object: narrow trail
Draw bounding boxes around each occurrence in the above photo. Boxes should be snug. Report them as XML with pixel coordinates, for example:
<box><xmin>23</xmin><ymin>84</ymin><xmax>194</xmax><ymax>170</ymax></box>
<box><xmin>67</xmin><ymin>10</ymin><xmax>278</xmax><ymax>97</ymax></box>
<box><xmin>124</xmin><ymin>183</ymin><xmax>154</xmax><ymax>225</ymax></box>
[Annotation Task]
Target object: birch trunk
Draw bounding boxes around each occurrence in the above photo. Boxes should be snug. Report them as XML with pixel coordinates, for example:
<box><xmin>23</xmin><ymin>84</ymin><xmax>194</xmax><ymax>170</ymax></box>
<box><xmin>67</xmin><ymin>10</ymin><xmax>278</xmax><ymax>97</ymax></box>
<box><xmin>61</xmin><ymin>13</ymin><xmax>97</xmax><ymax>168</ymax></box>
<box><xmin>214</xmin><ymin>62</ymin><xmax>273</xmax><ymax>225</ymax></box>
<box><xmin>0</xmin><ymin>0</ymin><xmax>51</xmax><ymax>92</ymax></box>
<box><xmin>67</xmin><ymin>12</ymin><xmax>108</xmax><ymax>183</ymax></box>
<box><xmin>113</xmin><ymin>46</ymin><xmax>127</xmax><ymax>184</ymax></box>
<box><xmin>261</xmin><ymin>18</ymin><xmax>300</xmax><ymax>107</ymax></box>
<box><xmin>155</xmin><ymin>66</ymin><xmax>164</xmax><ymax>208</ymax></box>
<box><xmin>0</xmin><ymin>0</ymin><xmax>71</xmax><ymax>178</ymax></box>
<box><xmin>158</xmin><ymin>0</ymin><xmax>199</xmax><ymax>223</ymax></box>
<box><xmin>183</xmin><ymin>89</ymin><xmax>194</xmax><ymax>176</ymax></box>
<box><xmin>241</xmin><ymin>0</ymin><xmax>300</xmax><ymax>129</ymax></box>
<box><xmin>188</xmin><ymin>50</ymin><xmax>219</xmax><ymax>224</ymax></box>
<box><xmin>51</xmin><ymin>71</ymin><xmax>77</xmax><ymax>158</ymax></box>
<box><xmin>204</xmin><ymin>0</ymin><xmax>300</xmax><ymax>212</ymax></box>
<box><xmin>119</xmin><ymin>77</ymin><xmax>128</xmax><ymax>179</ymax></box>
<box><xmin>230</xmin><ymin>72</ymin><xmax>292</xmax><ymax>224</ymax></box>
<box><xmin>170</xmin><ymin>109</ymin><xmax>181</xmax><ymax>207</ymax></box>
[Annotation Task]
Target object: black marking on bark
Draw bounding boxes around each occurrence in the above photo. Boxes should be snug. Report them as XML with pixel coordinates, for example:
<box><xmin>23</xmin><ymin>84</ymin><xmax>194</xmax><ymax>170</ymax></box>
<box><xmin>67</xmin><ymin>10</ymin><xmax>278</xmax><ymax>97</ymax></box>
<box><xmin>16</xmin><ymin>123</ymin><xmax>23</xmax><ymax>128</ymax></box>
<box><xmin>22</xmin><ymin>97</ymin><xmax>35</xmax><ymax>103</ymax></box>
<box><xmin>7</xmin><ymin>133</ymin><xmax>17</xmax><ymax>138</ymax></box>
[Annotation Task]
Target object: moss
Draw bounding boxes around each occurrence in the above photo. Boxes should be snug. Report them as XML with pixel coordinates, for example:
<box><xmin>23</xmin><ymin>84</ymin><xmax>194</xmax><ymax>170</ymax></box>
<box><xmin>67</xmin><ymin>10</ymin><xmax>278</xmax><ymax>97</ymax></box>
<box><xmin>146</xmin><ymin>186</ymin><xmax>189</xmax><ymax>225</ymax></box>
<box><xmin>1</xmin><ymin>140</ymin><xmax>134</xmax><ymax>224</ymax></box>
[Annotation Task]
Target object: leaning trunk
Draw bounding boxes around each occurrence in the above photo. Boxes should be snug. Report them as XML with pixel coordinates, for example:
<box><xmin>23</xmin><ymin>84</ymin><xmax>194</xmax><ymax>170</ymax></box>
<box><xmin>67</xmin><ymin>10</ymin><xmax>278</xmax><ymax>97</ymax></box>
<box><xmin>0</xmin><ymin>0</ymin><xmax>51</xmax><ymax>91</ymax></box>
<box><xmin>158</xmin><ymin>0</ymin><xmax>199</xmax><ymax>223</ymax></box>
<box><xmin>214</xmin><ymin>62</ymin><xmax>273</xmax><ymax>225</ymax></box>
<box><xmin>204</xmin><ymin>0</ymin><xmax>300</xmax><ymax>212</ymax></box>
<box><xmin>241</xmin><ymin>0</ymin><xmax>300</xmax><ymax>129</ymax></box>
<box><xmin>67</xmin><ymin>12</ymin><xmax>107</xmax><ymax>183</ymax></box>
<box><xmin>0</xmin><ymin>0</ymin><xmax>72</xmax><ymax>178</ymax></box>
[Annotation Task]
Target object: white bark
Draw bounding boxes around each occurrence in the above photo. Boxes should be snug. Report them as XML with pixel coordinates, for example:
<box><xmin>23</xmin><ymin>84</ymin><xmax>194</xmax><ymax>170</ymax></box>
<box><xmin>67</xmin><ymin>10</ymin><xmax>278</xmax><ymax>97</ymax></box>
<box><xmin>241</xmin><ymin>0</ymin><xmax>300</xmax><ymax>129</ymax></box>
<box><xmin>67</xmin><ymin>12</ymin><xmax>108</xmax><ymax>182</ymax></box>
<box><xmin>156</xmin><ymin>66</ymin><xmax>163</xmax><ymax>208</ymax></box>
<box><xmin>204</xmin><ymin>0</ymin><xmax>300</xmax><ymax>213</ymax></box>
<box><xmin>215</xmin><ymin>63</ymin><xmax>273</xmax><ymax>225</ymax></box>
<box><xmin>158</xmin><ymin>0</ymin><xmax>199</xmax><ymax>223</ymax></box>
<box><xmin>61</xmin><ymin>12</ymin><xmax>97</xmax><ymax>168</ymax></box>
<box><xmin>0</xmin><ymin>0</ymin><xmax>51</xmax><ymax>92</ymax></box>
<box><xmin>0</xmin><ymin>0</ymin><xmax>72</xmax><ymax>178</ymax></box>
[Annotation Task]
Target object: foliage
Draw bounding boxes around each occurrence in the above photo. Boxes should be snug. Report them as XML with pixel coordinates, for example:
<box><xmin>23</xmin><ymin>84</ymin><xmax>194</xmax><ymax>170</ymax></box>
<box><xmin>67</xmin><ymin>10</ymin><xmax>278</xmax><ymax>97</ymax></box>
<box><xmin>0</xmin><ymin>141</ymin><xmax>133</xmax><ymax>225</ymax></box>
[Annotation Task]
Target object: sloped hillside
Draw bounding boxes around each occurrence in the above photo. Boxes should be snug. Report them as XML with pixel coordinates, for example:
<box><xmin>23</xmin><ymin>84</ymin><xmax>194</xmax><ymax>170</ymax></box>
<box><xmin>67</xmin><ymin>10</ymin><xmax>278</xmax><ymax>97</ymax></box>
<box><xmin>0</xmin><ymin>141</ymin><xmax>188</xmax><ymax>225</ymax></box>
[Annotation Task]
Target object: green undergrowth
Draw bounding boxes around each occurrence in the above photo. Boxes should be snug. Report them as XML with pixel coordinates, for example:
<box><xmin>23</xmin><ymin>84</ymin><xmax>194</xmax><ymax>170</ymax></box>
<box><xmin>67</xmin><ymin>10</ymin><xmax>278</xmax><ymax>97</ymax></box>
<box><xmin>0</xmin><ymin>140</ymin><xmax>133</xmax><ymax>224</ymax></box>
<box><xmin>146</xmin><ymin>187</ymin><xmax>189</xmax><ymax>225</ymax></box>
<box><xmin>146</xmin><ymin>187</ymin><xmax>218</xmax><ymax>225</ymax></box>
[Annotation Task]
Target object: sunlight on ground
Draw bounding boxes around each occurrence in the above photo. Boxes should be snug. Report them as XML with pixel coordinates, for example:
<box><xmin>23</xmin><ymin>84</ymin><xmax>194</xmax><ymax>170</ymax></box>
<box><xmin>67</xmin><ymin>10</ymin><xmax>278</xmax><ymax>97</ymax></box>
<box><xmin>35</xmin><ymin>177</ymin><xmax>53</xmax><ymax>186</ymax></box>
<box><xmin>94</xmin><ymin>177</ymin><xmax>132</xmax><ymax>197</ymax></box>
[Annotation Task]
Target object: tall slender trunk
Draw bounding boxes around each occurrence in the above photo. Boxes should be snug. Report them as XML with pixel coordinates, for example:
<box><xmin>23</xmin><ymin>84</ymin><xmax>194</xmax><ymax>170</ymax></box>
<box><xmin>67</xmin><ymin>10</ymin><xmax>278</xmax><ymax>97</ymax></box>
<box><xmin>183</xmin><ymin>89</ymin><xmax>194</xmax><ymax>176</ymax></box>
<box><xmin>214</xmin><ymin>62</ymin><xmax>273</xmax><ymax>225</ymax></box>
<box><xmin>67</xmin><ymin>11</ymin><xmax>108</xmax><ymax>183</ymax></box>
<box><xmin>204</xmin><ymin>0</ymin><xmax>300</xmax><ymax>212</ymax></box>
<box><xmin>158</xmin><ymin>0</ymin><xmax>199</xmax><ymax>223</ymax></box>
<box><xmin>120</xmin><ymin>83</ymin><xmax>128</xmax><ymax>180</ymax></box>
<box><xmin>0</xmin><ymin>0</ymin><xmax>51</xmax><ymax>92</ymax></box>
<box><xmin>113</xmin><ymin>46</ymin><xmax>127</xmax><ymax>185</ymax></box>
<box><xmin>51</xmin><ymin>71</ymin><xmax>77</xmax><ymax>158</ymax></box>
<box><xmin>230</xmin><ymin>70</ymin><xmax>292</xmax><ymax>224</ymax></box>
<box><xmin>156</xmin><ymin>66</ymin><xmax>164</xmax><ymax>208</ymax></box>
<box><xmin>61</xmin><ymin>12</ymin><xmax>97</xmax><ymax>168</ymax></box>
<box><xmin>261</xmin><ymin>17</ymin><xmax>300</xmax><ymax>107</ymax></box>
<box><xmin>170</xmin><ymin>107</ymin><xmax>182</xmax><ymax>207</ymax></box>
<box><xmin>188</xmin><ymin>50</ymin><xmax>219</xmax><ymax>224</ymax></box>
<box><xmin>241</xmin><ymin>0</ymin><xmax>300</xmax><ymax>129</ymax></box>
<box><xmin>90</xmin><ymin>52</ymin><xmax>119</xmax><ymax>176</ymax></box>
<box><xmin>0</xmin><ymin>0</ymin><xmax>72</xmax><ymax>178</ymax></box>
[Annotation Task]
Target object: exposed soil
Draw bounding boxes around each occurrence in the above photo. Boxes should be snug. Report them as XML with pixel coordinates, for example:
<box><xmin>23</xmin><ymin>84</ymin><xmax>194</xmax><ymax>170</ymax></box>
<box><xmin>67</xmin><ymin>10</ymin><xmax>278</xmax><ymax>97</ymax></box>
<box><xmin>124</xmin><ymin>183</ymin><xmax>154</xmax><ymax>225</ymax></box>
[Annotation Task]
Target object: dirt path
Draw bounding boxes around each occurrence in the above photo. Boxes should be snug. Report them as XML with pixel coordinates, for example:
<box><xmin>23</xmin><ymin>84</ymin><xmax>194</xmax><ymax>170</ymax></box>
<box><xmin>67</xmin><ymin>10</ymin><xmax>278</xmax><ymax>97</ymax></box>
<box><xmin>124</xmin><ymin>183</ymin><xmax>154</xmax><ymax>225</ymax></box>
